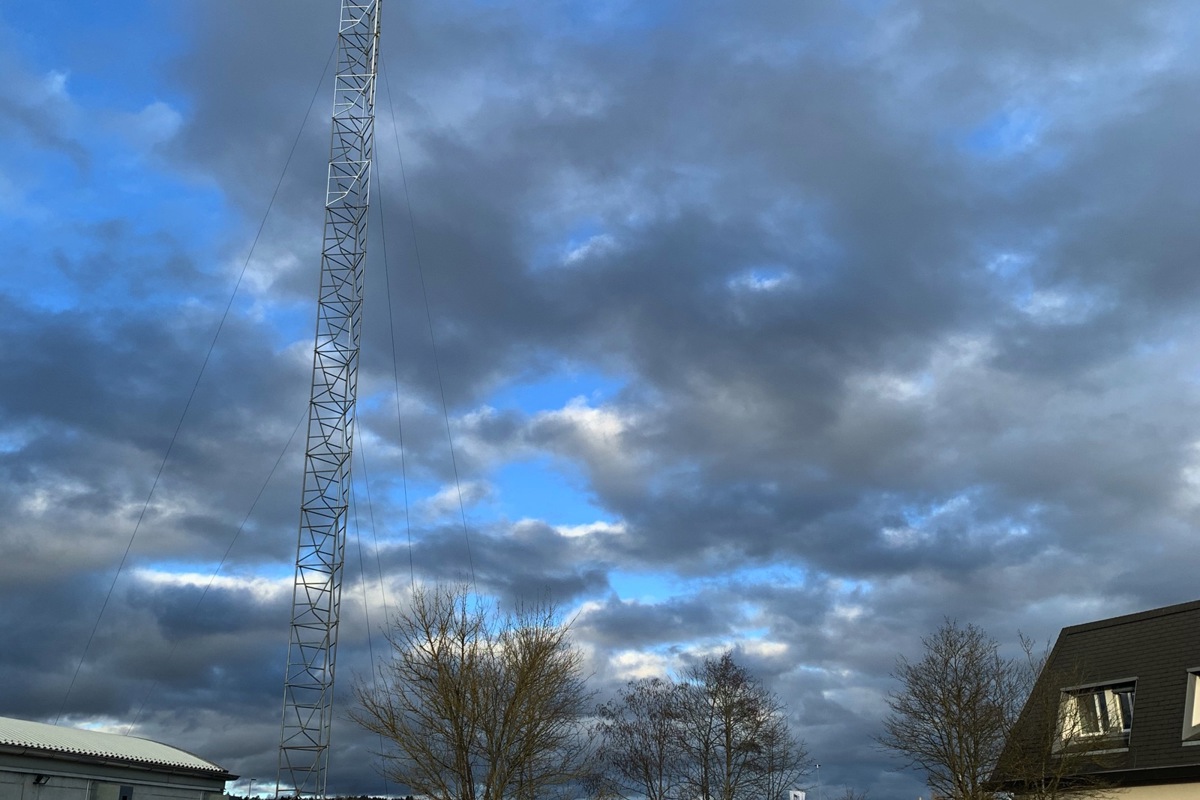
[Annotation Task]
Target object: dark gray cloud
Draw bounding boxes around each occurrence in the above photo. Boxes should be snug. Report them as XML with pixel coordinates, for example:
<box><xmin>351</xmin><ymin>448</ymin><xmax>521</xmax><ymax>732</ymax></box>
<box><xmin>3</xmin><ymin>1</ymin><xmax>1200</xmax><ymax>798</ymax></box>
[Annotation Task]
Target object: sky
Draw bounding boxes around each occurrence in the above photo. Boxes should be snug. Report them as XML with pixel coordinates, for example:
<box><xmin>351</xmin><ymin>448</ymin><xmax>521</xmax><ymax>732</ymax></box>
<box><xmin>2</xmin><ymin>0</ymin><xmax>1200</xmax><ymax>797</ymax></box>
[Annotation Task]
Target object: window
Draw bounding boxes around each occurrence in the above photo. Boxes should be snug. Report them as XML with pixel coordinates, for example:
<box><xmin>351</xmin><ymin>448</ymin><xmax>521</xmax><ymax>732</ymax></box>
<box><xmin>1183</xmin><ymin>669</ymin><xmax>1200</xmax><ymax>741</ymax></box>
<box><xmin>88</xmin><ymin>784</ymin><xmax>134</xmax><ymax>800</ymax></box>
<box><xmin>1058</xmin><ymin>681</ymin><xmax>1135</xmax><ymax>749</ymax></box>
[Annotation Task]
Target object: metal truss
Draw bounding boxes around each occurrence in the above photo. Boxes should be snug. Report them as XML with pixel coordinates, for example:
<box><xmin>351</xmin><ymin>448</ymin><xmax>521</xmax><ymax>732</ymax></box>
<box><xmin>278</xmin><ymin>2</ymin><xmax>381</xmax><ymax>797</ymax></box>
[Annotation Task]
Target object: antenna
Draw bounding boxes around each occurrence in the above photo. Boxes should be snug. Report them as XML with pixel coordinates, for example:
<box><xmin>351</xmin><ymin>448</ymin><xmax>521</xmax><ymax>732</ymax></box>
<box><xmin>277</xmin><ymin>2</ymin><xmax>382</xmax><ymax>796</ymax></box>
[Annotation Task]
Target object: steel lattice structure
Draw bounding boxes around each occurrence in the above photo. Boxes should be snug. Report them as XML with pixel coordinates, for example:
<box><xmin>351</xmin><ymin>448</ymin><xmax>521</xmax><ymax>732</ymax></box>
<box><xmin>278</xmin><ymin>2</ymin><xmax>381</xmax><ymax>797</ymax></box>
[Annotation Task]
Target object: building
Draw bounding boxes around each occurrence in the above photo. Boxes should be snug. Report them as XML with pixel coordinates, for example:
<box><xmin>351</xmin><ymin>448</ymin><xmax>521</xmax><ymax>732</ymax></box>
<box><xmin>0</xmin><ymin>716</ymin><xmax>235</xmax><ymax>800</ymax></box>
<box><xmin>993</xmin><ymin>599</ymin><xmax>1200</xmax><ymax>799</ymax></box>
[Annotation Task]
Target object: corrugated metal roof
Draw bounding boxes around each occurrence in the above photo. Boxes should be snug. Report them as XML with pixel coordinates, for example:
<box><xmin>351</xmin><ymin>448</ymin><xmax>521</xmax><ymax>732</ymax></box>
<box><xmin>0</xmin><ymin>716</ymin><xmax>230</xmax><ymax>776</ymax></box>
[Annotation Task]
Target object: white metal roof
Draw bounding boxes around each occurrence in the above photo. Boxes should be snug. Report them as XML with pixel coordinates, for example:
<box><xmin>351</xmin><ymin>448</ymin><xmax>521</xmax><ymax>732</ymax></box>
<box><xmin>0</xmin><ymin>716</ymin><xmax>230</xmax><ymax>776</ymax></box>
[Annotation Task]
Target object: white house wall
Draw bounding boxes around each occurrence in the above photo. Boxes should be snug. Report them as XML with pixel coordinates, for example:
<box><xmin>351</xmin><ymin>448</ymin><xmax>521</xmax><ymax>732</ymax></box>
<box><xmin>1115</xmin><ymin>785</ymin><xmax>1200</xmax><ymax>800</ymax></box>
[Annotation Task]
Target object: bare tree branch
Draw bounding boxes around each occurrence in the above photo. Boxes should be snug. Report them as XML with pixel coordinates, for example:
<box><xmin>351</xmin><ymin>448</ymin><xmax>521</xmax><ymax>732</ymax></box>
<box><xmin>596</xmin><ymin>651</ymin><xmax>811</xmax><ymax>800</ymax></box>
<box><xmin>876</xmin><ymin>620</ymin><xmax>1023</xmax><ymax>800</ymax></box>
<box><xmin>351</xmin><ymin>584</ymin><xmax>592</xmax><ymax>800</ymax></box>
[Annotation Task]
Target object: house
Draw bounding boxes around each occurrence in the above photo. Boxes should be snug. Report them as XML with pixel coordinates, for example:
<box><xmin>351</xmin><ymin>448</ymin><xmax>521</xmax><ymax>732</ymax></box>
<box><xmin>992</xmin><ymin>599</ymin><xmax>1200</xmax><ymax>798</ymax></box>
<box><xmin>0</xmin><ymin>715</ymin><xmax>235</xmax><ymax>800</ymax></box>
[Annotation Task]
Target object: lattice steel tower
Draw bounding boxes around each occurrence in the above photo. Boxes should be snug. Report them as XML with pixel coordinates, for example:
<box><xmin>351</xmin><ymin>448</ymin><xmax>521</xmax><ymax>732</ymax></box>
<box><xmin>278</xmin><ymin>2</ymin><xmax>381</xmax><ymax>796</ymax></box>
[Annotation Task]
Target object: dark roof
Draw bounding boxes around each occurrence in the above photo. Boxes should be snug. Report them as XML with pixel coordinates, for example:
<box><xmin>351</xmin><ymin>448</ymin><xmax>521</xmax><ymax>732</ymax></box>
<box><xmin>1062</xmin><ymin>598</ymin><xmax>1200</xmax><ymax>638</ymax></box>
<box><xmin>996</xmin><ymin>598</ymin><xmax>1200</xmax><ymax>788</ymax></box>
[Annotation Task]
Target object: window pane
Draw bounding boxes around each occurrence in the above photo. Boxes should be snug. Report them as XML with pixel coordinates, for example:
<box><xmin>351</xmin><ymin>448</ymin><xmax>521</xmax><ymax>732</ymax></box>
<box><xmin>1059</xmin><ymin>683</ymin><xmax>1135</xmax><ymax>745</ymax></box>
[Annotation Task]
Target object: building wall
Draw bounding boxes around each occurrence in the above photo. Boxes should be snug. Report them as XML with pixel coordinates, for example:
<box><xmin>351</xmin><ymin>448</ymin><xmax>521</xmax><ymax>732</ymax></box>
<box><xmin>1116</xmin><ymin>784</ymin><xmax>1200</xmax><ymax>800</ymax></box>
<box><xmin>0</xmin><ymin>757</ymin><xmax>226</xmax><ymax>800</ymax></box>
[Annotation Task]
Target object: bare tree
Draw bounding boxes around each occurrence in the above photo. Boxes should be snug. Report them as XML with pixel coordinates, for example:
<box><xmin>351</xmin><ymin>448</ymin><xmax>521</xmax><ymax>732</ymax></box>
<box><xmin>832</xmin><ymin>789</ymin><xmax>868</xmax><ymax>800</ymax></box>
<box><xmin>757</xmin><ymin>709</ymin><xmax>810</xmax><ymax>800</ymax></box>
<box><xmin>351</xmin><ymin>584</ymin><xmax>591</xmax><ymax>800</ymax></box>
<box><xmin>877</xmin><ymin>620</ymin><xmax>1025</xmax><ymax>800</ymax></box>
<box><xmin>593</xmin><ymin>653</ymin><xmax>809</xmax><ymax>800</ymax></box>
<box><xmin>594</xmin><ymin>678</ymin><xmax>686</xmax><ymax>800</ymax></box>
<box><xmin>678</xmin><ymin>652</ymin><xmax>812</xmax><ymax>800</ymax></box>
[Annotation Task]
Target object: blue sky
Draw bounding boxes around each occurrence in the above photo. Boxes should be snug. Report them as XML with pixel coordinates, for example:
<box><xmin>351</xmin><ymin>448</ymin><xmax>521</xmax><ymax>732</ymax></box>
<box><xmin>4</xmin><ymin>1</ymin><xmax>1200</xmax><ymax>798</ymax></box>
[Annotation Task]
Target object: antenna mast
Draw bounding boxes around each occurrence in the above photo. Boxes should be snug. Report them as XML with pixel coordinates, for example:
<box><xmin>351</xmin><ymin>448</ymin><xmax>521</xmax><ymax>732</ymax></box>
<box><xmin>278</xmin><ymin>1</ymin><xmax>381</xmax><ymax>796</ymax></box>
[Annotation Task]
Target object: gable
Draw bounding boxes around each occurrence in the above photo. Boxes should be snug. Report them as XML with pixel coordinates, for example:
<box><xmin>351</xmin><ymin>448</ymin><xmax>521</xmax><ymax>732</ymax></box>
<box><xmin>996</xmin><ymin>599</ymin><xmax>1200</xmax><ymax>787</ymax></box>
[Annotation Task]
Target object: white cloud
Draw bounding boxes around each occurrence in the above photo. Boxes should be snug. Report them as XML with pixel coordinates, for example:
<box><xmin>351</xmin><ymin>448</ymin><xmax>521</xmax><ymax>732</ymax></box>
<box><xmin>822</xmin><ymin>685</ymin><xmax>886</xmax><ymax>719</ymax></box>
<box><xmin>1019</xmin><ymin>287</ymin><xmax>1113</xmax><ymax>324</ymax></box>
<box><xmin>533</xmin><ymin>398</ymin><xmax>637</xmax><ymax>464</ymax></box>
<box><xmin>563</xmin><ymin>232</ymin><xmax>617</xmax><ymax>266</ymax></box>
<box><xmin>738</xmin><ymin>638</ymin><xmax>789</xmax><ymax>659</ymax></box>
<box><xmin>131</xmin><ymin>568</ymin><xmax>292</xmax><ymax>604</ymax></box>
<box><xmin>416</xmin><ymin>480</ymin><xmax>493</xmax><ymax>521</ymax></box>
<box><xmin>608</xmin><ymin>648</ymin><xmax>671</xmax><ymax>680</ymax></box>
<box><xmin>127</xmin><ymin>100</ymin><xmax>184</xmax><ymax>146</ymax></box>
<box><xmin>41</xmin><ymin>69</ymin><xmax>70</xmax><ymax>101</ymax></box>
<box><xmin>552</xmin><ymin>519</ymin><xmax>626</xmax><ymax>538</ymax></box>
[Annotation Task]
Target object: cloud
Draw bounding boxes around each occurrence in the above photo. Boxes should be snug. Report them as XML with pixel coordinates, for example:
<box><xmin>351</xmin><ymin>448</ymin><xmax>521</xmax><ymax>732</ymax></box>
<box><xmin>126</xmin><ymin>101</ymin><xmax>184</xmax><ymax>145</ymax></box>
<box><xmin>5</xmin><ymin>1</ymin><xmax>1200</xmax><ymax>797</ymax></box>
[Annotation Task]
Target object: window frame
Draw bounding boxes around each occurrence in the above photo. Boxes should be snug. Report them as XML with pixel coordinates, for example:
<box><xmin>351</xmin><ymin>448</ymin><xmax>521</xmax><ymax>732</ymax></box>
<box><xmin>1056</xmin><ymin>678</ymin><xmax>1136</xmax><ymax>752</ymax></box>
<box><xmin>1183</xmin><ymin>668</ymin><xmax>1200</xmax><ymax>743</ymax></box>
